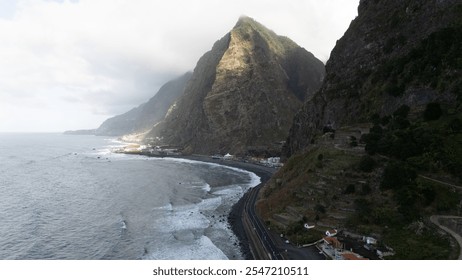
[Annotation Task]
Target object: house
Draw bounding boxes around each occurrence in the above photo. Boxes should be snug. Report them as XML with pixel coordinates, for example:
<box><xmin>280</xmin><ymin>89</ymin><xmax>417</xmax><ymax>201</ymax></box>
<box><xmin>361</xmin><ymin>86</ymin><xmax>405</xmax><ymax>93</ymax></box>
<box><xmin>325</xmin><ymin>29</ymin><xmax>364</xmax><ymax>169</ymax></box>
<box><xmin>304</xmin><ymin>223</ymin><xmax>315</xmax><ymax>229</ymax></box>
<box><xmin>267</xmin><ymin>157</ymin><xmax>280</xmax><ymax>164</ymax></box>
<box><xmin>322</xmin><ymin>237</ymin><xmax>342</xmax><ymax>249</ymax></box>
<box><xmin>319</xmin><ymin>237</ymin><xmax>343</xmax><ymax>260</ymax></box>
<box><xmin>325</xmin><ymin>229</ymin><xmax>338</xmax><ymax>237</ymax></box>
<box><xmin>319</xmin><ymin>236</ymin><xmax>370</xmax><ymax>260</ymax></box>
<box><xmin>223</xmin><ymin>153</ymin><xmax>233</xmax><ymax>160</ymax></box>
<box><xmin>364</xmin><ymin>236</ymin><xmax>377</xmax><ymax>245</ymax></box>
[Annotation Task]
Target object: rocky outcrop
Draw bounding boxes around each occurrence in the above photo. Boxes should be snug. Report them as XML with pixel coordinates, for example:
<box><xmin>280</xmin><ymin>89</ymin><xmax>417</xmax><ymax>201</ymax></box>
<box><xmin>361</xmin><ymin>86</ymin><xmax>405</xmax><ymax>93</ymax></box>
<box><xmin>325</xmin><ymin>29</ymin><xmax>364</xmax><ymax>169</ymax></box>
<box><xmin>146</xmin><ymin>16</ymin><xmax>325</xmax><ymax>155</ymax></box>
<box><xmin>285</xmin><ymin>0</ymin><xmax>462</xmax><ymax>157</ymax></box>
<box><xmin>95</xmin><ymin>72</ymin><xmax>191</xmax><ymax>136</ymax></box>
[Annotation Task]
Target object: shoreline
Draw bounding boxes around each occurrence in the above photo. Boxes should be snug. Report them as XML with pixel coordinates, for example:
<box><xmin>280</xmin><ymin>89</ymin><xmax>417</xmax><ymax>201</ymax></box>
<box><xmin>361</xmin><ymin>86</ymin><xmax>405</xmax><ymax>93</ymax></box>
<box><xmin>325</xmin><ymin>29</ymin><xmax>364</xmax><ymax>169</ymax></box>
<box><xmin>144</xmin><ymin>155</ymin><xmax>326</xmax><ymax>260</ymax></box>
<box><xmin>182</xmin><ymin>155</ymin><xmax>277</xmax><ymax>260</ymax></box>
<box><xmin>125</xmin><ymin>152</ymin><xmax>277</xmax><ymax>259</ymax></box>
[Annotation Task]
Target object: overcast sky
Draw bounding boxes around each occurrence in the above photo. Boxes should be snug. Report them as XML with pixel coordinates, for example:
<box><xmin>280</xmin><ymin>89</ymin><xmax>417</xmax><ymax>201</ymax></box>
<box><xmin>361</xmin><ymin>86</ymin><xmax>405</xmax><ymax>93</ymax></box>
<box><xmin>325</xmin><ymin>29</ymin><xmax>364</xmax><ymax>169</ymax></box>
<box><xmin>0</xmin><ymin>0</ymin><xmax>359</xmax><ymax>132</ymax></box>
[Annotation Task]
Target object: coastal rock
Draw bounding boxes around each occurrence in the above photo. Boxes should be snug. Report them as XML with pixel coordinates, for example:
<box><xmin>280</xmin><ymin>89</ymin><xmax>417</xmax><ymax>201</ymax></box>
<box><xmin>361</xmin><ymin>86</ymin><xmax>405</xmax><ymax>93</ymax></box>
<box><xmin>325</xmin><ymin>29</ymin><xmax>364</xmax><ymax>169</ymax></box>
<box><xmin>145</xmin><ymin>16</ymin><xmax>325</xmax><ymax>155</ymax></box>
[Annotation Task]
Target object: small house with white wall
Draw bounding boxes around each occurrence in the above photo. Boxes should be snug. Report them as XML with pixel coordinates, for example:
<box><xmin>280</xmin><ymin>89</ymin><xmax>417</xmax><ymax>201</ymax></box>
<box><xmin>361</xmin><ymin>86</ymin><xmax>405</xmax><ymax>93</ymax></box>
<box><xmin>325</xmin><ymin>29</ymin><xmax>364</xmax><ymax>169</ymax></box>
<box><xmin>363</xmin><ymin>236</ymin><xmax>377</xmax><ymax>245</ymax></box>
<box><xmin>326</xmin><ymin>229</ymin><xmax>338</xmax><ymax>237</ymax></box>
<box><xmin>223</xmin><ymin>153</ymin><xmax>233</xmax><ymax>160</ymax></box>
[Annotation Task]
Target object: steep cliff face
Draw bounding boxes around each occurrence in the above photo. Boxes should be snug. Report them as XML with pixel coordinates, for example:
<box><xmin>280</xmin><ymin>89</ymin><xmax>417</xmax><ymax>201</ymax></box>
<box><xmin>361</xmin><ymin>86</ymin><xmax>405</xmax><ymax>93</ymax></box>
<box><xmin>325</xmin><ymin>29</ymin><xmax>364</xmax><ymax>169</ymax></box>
<box><xmin>146</xmin><ymin>16</ymin><xmax>325</xmax><ymax>155</ymax></box>
<box><xmin>95</xmin><ymin>72</ymin><xmax>191</xmax><ymax>136</ymax></box>
<box><xmin>285</xmin><ymin>0</ymin><xmax>461</xmax><ymax>156</ymax></box>
<box><xmin>258</xmin><ymin>0</ymin><xmax>462</xmax><ymax>259</ymax></box>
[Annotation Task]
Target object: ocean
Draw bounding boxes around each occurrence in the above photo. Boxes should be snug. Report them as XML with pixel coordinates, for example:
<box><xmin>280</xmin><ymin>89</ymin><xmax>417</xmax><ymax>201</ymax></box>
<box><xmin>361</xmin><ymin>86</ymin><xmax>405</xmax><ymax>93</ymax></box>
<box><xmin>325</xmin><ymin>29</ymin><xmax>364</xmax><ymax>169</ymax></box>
<box><xmin>0</xmin><ymin>133</ymin><xmax>260</xmax><ymax>260</ymax></box>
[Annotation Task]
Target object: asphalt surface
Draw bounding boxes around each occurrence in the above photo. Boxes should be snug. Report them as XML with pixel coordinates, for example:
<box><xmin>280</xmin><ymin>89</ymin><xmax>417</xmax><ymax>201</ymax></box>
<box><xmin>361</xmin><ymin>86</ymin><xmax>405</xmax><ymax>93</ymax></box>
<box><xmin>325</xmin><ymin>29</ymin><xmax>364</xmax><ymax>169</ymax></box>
<box><xmin>244</xmin><ymin>183</ymin><xmax>283</xmax><ymax>259</ymax></box>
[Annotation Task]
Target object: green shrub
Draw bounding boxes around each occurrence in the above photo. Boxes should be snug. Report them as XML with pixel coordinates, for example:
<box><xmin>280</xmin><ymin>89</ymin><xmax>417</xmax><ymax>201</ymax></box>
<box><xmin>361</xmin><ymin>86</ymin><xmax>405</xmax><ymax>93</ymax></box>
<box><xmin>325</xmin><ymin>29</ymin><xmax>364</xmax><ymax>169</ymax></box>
<box><xmin>448</xmin><ymin>118</ymin><xmax>462</xmax><ymax>133</ymax></box>
<box><xmin>354</xmin><ymin>198</ymin><xmax>372</xmax><ymax>222</ymax></box>
<box><xmin>393</xmin><ymin>105</ymin><xmax>410</xmax><ymax>119</ymax></box>
<box><xmin>314</xmin><ymin>204</ymin><xmax>326</xmax><ymax>214</ymax></box>
<box><xmin>344</xmin><ymin>184</ymin><xmax>356</xmax><ymax>194</ymax></box>
<box><xmin>358</xmin><ymin>155</ymin><xmax>376</xmax><ymax>172</ymax></box>
<box><xmin>360</xmin><ymin>184</ymin><xmax>372</xmax><ymax>195</ymax></box>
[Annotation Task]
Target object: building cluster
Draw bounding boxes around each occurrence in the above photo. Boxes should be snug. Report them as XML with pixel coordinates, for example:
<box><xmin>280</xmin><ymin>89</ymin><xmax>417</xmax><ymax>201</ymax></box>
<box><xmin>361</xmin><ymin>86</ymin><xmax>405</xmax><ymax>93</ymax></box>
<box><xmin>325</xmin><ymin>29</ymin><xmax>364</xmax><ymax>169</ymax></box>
<box><xmin>317</xmin><ymin>229</ymin><xmax>395</xmax><ymax>260</ymax></box>
<box><xmin>212</xmin><ymin>154</ymin><xmax>284</xmax><ymax>168</ymax></box>
<box><xmin>319</xmin><ymin>233</ymin><xmax>369</xmax><ymax>260</ymax></box>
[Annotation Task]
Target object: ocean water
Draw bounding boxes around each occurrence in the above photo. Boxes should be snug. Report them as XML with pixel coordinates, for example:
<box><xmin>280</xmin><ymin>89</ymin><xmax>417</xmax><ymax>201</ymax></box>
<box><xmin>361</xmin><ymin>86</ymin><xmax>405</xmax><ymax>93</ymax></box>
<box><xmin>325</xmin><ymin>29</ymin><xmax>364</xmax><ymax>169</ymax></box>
<box><xmin>0</xmin><ymin>133</ymin><xmax>260</xmax><ymax>260</ymax></box>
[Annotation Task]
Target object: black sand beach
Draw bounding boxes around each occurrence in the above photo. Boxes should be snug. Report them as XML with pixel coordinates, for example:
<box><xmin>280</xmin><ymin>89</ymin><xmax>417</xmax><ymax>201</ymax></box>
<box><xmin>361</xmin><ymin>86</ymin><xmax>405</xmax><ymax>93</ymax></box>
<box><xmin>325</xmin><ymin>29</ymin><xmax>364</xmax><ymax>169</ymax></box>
<box><xmin>123</xmin><ymin>152</ymin><xmax>324</xmax><ymax>259</ymax></box>
<box><xmin>182</xmin><ymin>155</ymin><xmax>277</xmax><ymax>259</ymax></box>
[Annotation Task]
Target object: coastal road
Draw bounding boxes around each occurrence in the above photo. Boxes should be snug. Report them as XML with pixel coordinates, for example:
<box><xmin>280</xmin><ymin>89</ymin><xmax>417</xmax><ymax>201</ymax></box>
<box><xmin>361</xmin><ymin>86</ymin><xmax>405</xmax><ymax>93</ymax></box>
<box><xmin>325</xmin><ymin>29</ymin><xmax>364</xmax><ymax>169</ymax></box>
<box><xmin>182</xmin><ymin>155</ymin><xmax>282</xmax><ymax>259</ymax></box>
<box><xmin>186</xmin><ymin>155</ymin><xmax>323</xmax><ymax>260</ymax></box>
<box><xmin>244</xmin><ymin>183</ymin><xmax>283</xmax><ymax>260</ymax></box>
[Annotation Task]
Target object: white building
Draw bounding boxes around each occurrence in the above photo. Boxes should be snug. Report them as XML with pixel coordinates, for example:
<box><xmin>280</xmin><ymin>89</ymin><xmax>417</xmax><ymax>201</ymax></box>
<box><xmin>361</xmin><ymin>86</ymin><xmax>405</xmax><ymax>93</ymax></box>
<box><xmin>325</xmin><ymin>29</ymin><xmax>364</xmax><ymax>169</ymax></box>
<box><xmin>223</xmin><ymin>153</ymin><xmax>233</xmax><ymax>160</ymax></box>
<box><xmin>326</xmin><ymin>229</ymin><xmax>338</xmax><ymax>237</ymax></box>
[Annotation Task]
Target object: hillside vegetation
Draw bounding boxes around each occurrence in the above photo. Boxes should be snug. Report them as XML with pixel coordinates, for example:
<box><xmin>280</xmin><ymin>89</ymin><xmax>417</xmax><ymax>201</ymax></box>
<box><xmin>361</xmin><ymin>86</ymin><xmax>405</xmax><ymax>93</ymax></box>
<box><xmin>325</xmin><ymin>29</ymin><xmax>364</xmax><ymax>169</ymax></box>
<box><xmin>259</xmin><ymin>0</ymin><xmax>462</xmax><ymax>259</ymax></box>
<box><xmin>259</xmin><ymin>103</ymin><xmax>462</xmax><ymax>258</ymax></box>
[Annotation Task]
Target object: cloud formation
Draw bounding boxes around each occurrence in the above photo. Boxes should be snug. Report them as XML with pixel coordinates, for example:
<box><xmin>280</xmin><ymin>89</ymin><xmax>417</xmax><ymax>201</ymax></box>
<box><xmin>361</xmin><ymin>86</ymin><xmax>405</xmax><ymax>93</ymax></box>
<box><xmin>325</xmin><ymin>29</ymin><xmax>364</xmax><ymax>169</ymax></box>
<box><xmin>0</xmin><ymin>0</ymin><xmax>359</xmax><ymax>132</ymax></box>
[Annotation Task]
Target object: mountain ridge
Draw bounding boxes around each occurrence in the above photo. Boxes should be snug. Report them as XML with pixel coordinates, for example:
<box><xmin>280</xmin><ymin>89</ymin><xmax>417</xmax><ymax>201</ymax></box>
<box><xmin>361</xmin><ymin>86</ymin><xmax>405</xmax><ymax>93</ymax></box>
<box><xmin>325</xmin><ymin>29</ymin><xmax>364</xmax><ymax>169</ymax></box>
<box><xmin>94</xmin><ymin>72</ymin><xmax>192</xmax><ymax>137</ymax></box>
<box><xmin>146</xmin><ymin>16</ymin><xmax>325</xmax><ymax>156</ymax></box>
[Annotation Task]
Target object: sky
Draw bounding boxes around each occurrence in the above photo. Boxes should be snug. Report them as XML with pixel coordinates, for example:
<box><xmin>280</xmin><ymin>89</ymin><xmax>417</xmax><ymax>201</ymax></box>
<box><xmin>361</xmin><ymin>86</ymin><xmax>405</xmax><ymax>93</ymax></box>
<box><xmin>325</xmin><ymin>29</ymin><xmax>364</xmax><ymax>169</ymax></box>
<box><xmin>0</xmin><ymin>0</ymin><xmax>360</xmax><ymax>132</ymax></box>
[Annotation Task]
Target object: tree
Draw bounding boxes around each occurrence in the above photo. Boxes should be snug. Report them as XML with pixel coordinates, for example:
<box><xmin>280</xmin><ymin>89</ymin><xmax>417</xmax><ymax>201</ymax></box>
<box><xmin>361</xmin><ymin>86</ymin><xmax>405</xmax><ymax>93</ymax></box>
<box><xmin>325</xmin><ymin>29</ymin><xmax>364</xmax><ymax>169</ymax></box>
<box><xmin>381</xmin><ymin>161</ymin><xmax>417</xmax><ymax>190</ymax></box>
<box><xmin>358</xmin><ymin>155</ymin><xmax>376</xmax><ymax>172</ymax></box>
<box><xmin>393</xmin><ymin>105</ymin><xmax>410</xmax><ymax>119</ymax></box>
<box><xmin>448</xmin><ymin>118</ymin><xmax>462</xmax><ymax>133</ymax></box>
<box><xmin>423</xmin><ymin>102</ymin><xmax>442</xmax><ymax>121</ymax></box>
<box><xmin>344</xmin><ymin>184</ymin><xmax>356</xmax><ymax>194</ymax></box>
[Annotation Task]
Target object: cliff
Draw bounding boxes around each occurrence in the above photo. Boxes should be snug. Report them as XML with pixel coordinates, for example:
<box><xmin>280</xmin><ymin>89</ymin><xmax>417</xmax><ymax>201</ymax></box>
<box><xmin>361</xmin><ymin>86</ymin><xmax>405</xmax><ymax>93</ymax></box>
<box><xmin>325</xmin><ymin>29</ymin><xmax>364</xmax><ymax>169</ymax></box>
<box><xmin>95</xmin><ymin>72</ymin><xmax>192</xmax><ymax>136</ymax></box>
<box><xmin>145</xmin><ymin>16</ymin><xmax>325</xmax><ymax>155</ymax></box>
<box><xmin>258</xmin><ymin>0</ymin><xmax>462</xmax><ymax>259</ymax></box>
<box><xmin>285</xmin><ymin>0</ymin><xmax>461</xmax><ymax>157</ymax></box>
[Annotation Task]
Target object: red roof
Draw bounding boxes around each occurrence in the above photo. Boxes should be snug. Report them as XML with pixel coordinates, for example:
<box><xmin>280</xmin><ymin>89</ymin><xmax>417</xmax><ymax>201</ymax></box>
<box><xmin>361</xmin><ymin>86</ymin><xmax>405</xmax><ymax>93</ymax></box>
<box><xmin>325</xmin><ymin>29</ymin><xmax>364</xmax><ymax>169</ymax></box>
<box><xmin>342</xmin><ymin>252</ymin><xmax>369</xmax><ymax>260</ymax></box>
<box><xmin>323</xmin><ymin>237</ymin><xmax>341</xmax><ymax>248</ymax></box>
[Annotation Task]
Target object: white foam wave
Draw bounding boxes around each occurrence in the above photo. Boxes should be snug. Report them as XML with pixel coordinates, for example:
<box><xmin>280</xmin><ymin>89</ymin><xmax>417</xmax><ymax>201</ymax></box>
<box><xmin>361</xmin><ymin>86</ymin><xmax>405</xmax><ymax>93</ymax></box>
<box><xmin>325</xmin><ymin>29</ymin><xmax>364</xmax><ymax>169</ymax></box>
<box><xmin>154</xmin><ymin>205</ymin><xmax>208</xmax><ymax>233</ymax></box>
<box><xmin>212</xmin><ymin>185</ymin><xmax>243</xmax><ymax>196</ymax></box>
<box><xmin>95</xmin><ymin>154</ymin><xmax>260</xmax><ymax>260</ymax></box>
<box><xmin>93</xmin><ymin>150</ymin><xmax>261</xmax><ymax>190</ymax></box>
<box><xmin>153</xmin><ymin>203</ymin><xmax>173</xmax><ymax>211</ymax></box>
<box><xmin>197</xmin><ymin>197</ymin><xmax>222</xmax><ymax>211</ymax></box>
<box><xmin>201</xmin><ymin>183</ymin><xmax>211</xmax><ymax>192</ymax></box>
<box><xmin>145</xmin><ymin>235</ymin><xmax>227</xmax><ymax>260</ymax></box>
<box><xmin>161</xmin><ymin>157</ymin><xmax>261</xmax><ymax>190</ymax></box>
<box><xmin>179</xmin><ymin>182</ymin><xmax>211</xmax><ymax>193</ymax></box>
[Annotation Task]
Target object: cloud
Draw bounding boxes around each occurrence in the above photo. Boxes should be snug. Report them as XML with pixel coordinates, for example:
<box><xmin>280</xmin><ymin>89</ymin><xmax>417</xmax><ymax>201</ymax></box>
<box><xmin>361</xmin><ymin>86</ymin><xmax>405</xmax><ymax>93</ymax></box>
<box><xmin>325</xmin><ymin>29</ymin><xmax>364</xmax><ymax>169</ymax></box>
<box><xmin>0</xmin><ymin>0</ymin><xmax>359</xmax><ymax>132</ymax></box>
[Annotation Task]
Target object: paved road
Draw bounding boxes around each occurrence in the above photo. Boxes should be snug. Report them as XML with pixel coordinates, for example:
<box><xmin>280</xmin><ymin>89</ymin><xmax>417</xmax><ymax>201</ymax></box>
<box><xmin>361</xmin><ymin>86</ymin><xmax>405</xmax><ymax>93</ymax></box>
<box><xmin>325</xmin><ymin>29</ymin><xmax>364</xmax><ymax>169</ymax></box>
<box><xmin>430</xmin><ymin>215</ymin><xmax>462</xmax><ymax>260</ymax></box>
<box><xmin>270</xmin><ymin>231</ymin><xmax>325</xmax><ymax>260</ymax></box>
<box><xmin>242</xmin><ymin>174</ymin><xmax>325</xmax><ymax>260</ymax></box>
<box><xmin>244</xmin><ymin>184</ymin><xmax>283</xmax><ymax>259</ymax></box>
